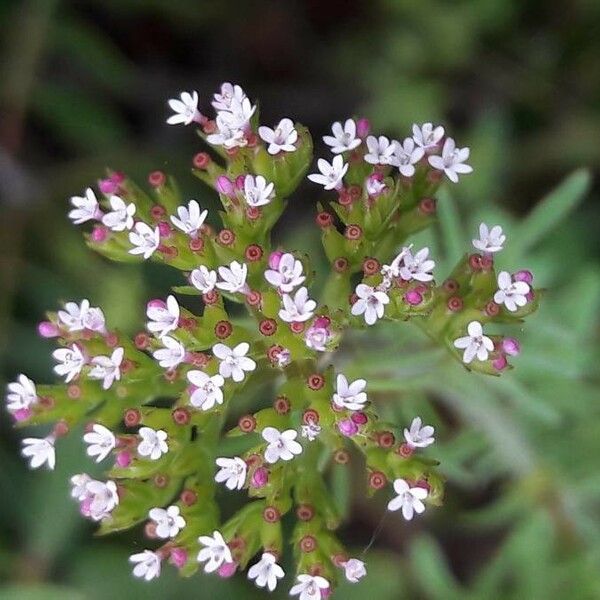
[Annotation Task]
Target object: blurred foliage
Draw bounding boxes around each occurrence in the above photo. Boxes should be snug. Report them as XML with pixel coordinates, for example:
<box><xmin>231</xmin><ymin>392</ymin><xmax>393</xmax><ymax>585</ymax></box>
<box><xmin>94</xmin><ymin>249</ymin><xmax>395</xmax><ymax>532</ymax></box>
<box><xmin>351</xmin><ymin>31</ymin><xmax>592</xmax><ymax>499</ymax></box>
<box><xmin>0</xmin><ymin>0</ymin><xmax>599</xmax><ymax>598</ymax></box>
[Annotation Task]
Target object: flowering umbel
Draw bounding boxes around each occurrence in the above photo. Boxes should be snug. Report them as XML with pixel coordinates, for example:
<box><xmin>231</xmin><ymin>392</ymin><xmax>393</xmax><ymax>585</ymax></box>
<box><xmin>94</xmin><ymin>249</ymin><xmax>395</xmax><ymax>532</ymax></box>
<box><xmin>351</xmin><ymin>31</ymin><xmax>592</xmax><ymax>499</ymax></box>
<box><xmin>8</xmin><ymin>83</ymin><xmax>540</xmax><ymax>596</ymax></box>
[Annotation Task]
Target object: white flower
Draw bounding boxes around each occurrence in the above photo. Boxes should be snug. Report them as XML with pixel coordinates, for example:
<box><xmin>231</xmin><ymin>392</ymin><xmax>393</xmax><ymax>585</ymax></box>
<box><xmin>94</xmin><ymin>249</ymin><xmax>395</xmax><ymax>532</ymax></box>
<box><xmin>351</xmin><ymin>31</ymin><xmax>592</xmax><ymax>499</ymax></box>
<box><xmin>304</xmin><ymin>322</ymin><xmax>331</xmax><ymax>352</ymax></box>
<box><xmin>153</xmin><ymin>336</ymin><xmax>186</xmax><ymax>369</ymax></box>
<box><xmin>278</xmin><ymin>287</ymin><xmax>317</xmax><ymax>323</ymax></box>
<box><xmin>130</xmin><ymin>550</ymin><xmax>162</xmax><ymax>581</ymax></box>
<box><xmin>391</xmin><ymin>137</ymin><xmax>424</xmax><ymax>177</ymax></box>
<box><xmin>70</xmin><ymin>473</ymin><xmax>92</xmax><ymax>500</ymax></box>
<box><xmin>190</xmin><ymin>265</ymin><xmax>217</xmax><ymax>294</ymax></box>
<box><xmin>206</xmin><ymin>113</ymin><xmax>246</xmax><ymax>149</ymax></box>
<box><xmin>187</xmin><ymin>370</ymin><xmax>225</xmax><ymax>410</ymax></box>
<box><xmin>307</xmin><ymin>155</ymin><xmax>348</xmax><ymax>190</ymax></box>
<box><xmin>381</xmin><ymin>246</ymin><xmax>412</xmax><ymax>282</ymax></box>
<box><xmin>243</xmin><ymin>174</ymin><xmax>274</xmax><ymax>207</ymax></box>
<box><xmin>301</xmin><ymin>422</ymin><xmax>321</xmax><ymax>441</ymax></box>
<box><xmin>494</xmin><ymin>271</ymin><xmax>530</xmax><ymax>312</ymax></box>
<box><xmin>212</xmin><ymin>342</ymin><xmax>256</xmax><ymax>383</ymax></box>
<box><xmin>365</xmin><ymin>174</ymin><xmax>386</xmax><ymax>197</ymax></box>
<box><xmin>220</xmin><ymin>96</ymin><xmax>256</xmax><ymax>129</ymax></box>
<box><xmin>262</xmin><ymin>427</ymin><xmax>302</xmax><ymax>464</ymax></box>
<box><xmin>258</xmin><ymin>118</ymin><xmax>298</xmax><ymax>154</ymax></box>
<box><xmin>364</xmin><ymin>135</ymin><xmax>396</xmax><ymax>165</ymax></box>
<box><xmin>68</xmin><ymin>188</ymin><xmax>100</xmax><ymax>224</ymax></box>
<box><xmin>351</xmin><ymin>283</ymin><xmax>389</xmax><ymax>325</ymax></box>
<box><xmin>399</xmin><ymin>247</ymin><xmax>435</xmax><ymax>282</ymax></box>
<box><xmin>342</xmin><ymin>558</ymin><xmax>367</xmax><ymax>583</ymax></box>
<box><xmin>215</xmin><ymin>456</ymin><xmax>247</xmax><ymax>490</ymax></box>
<box><xmin>21</xmin><ymin>436</ymin><xmax>55</xmax><ymax>470</ymax></box>
<box><xmin>57</xmin><ymin>299</ymin><xmax>105</xmax><ymax>333</ymax></box>
<box><xmin>137</xmin><ymin>427</ymin><xmax>168</xmax><ymax>460</ymax></box>
<box><xmin>82</xmin><ymin>479</ymin><xmax>119</xmax><ymax>520</ymax></box>
<box><xmin>212</xmin><ymin>82</ymin><xmax>246</xmax><ymax>111</ymax></box>
<box><xmin>264</xmin><ymin>253</ymin><xmax>305</xmax><ymax>293</ymax></box>
<box><xmin>146</xmin><ymin>295</ymin><xmax>180</xmax><ymax>338</ymax></box>
<box><xmin>128</xmin><ymin>222</ymin><xmax>160</xmax><ymax>259</ymax></box>
<box><xmin>52</xmin><ymin>344</ymin><xmax>86</xmax><ymax>383</ymax></box>
<box><xmin>148</xmin><ymin>505</ymin><xmax>186</xmax><ymax>539</ymax></box>
<box><xmin>166</xmin><ymin>90</ymin><xmax>200</xmax><ymax>126</ymax></box>
<box><xmin>89</xmin><ymin>347</ymin><xmax>124</xmax><ymax>390</ymax></box>
<box><xmin>403</xmin><ymin>417</ymin><xmax>435</xmax><ymax>448</ymax></box>
<box><xmin>453</xmin><ymin>321</ymin><xmax>494</xmax><ymax>364</ymax></box>
<box><xmin>290</xmin><ymin>574</ymin><xmax>330</xmax><ymax>600</ymax></box>
<box><xmin>170</xmin><ymin>200</ymin><xmax>208</xmax><ymax>237</ymax></box>
<box><xmin>248</xmin><ymin>552</ymin><xmax>285</xmax><ymax>592</ymax></box>
<box><xmin>323</xmin><ymin>119</ymin><xmax>361</xmax><ymax>154</ymax></box>
<box><xmin>101</xmin><ymin>195</ymin><xmax>136</xmax><ymax>231</ymax></box>
<box><xmin>428</xmin><ymin>137</ymin><xmax>473</xmax><ymax>183</ymax></box>
<box><xmin>412</xmin><ymin>123</ymin><xmax>445</xmax><ymax>152</ymax></box>
<box><xmin>216</xmin><ymin>261</ymin><xmax>248</xmax><ymax>294</ymax></box>
<box><xmin>197</xmin><ymin>530</ymin><xmax>232</xmax><ymax>573</ymax></box>
<box><xmin>6</xmin><ymin>374</ymin><xmax>37</xmax><ymax>413</ymax></box>
<box><xmin>332</xmin><ymin>374</ymin><xmax>368</xmax><ymax>411</ymax></box>
<box><xmin>387</xmin><ymin>478</ymin><xmax>428</xmax><ymax>520</ymax></box>
<box><xmin>472</xmin><ymin>223</ymin><xmax>506</xmax><ymax>254</ymax></box>
<box><xmin>83</xmin><ymin>423</ymin><xmax>116</xmax><ymax>463</ymax></box>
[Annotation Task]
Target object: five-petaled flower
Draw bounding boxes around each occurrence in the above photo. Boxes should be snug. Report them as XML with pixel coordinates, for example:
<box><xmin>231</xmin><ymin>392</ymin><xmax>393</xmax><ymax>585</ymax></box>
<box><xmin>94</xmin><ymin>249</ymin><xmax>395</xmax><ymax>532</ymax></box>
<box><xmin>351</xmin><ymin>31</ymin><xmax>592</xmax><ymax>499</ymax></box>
<box><xmin>5</xmin><ymin>374</ymin><xmax>37</xmax><ymax>414</ymax></box>
<box><xmin>290</xmin><ymin>574</ymin><xmax>330</xmax><ymax>600</ymax></box>
<box><xmin>101</xmin><ymin>195</ymin><xmax>136</xmax><ymax>231</ymax></box>
<box><xmin>264</xmin><ymin>252</ymin><xmax>305</xmax><ymax>293</ymax></box>
<box><xmin>153</xmin><ymin>335</ymin><xmax>186</xmax><ymax>369</ymax></box>
<box><xmin>412</xmin><ymin>122</ymin><xmax>445</xmax><ymax>152</ymax></box>
<box><xmin>89</xmin><ymin>347</ymin><xmax>124</xmax><ymax>390</ymax></box>
<box><xmin>262</xmin><ymin>427</ymin><xmax>303</xmax><ymax>463</ymax></box>
<box><xmin>83</xmin><ymin>423</ymin><xmax>116</xmax><ymax>463</ymax></box>
<box><xmin>130</xmin><ymin>550</ymin><xmax>162</xmax><ymax>581</ymax></box>
<box><xmin>187</xmin><ymin>370</ymin><xmax>225</xmax><ymax>410</ymax></box>
<box><xmin>494</xmin><ymin>271</ymin><xmax>530</xmax><ymax>312</ymax></box>
<box><xmin>21</xmin><ymin>436</ymin><xmax>56</xmax><ymax>470</ymax></box>
<box><xmin>428</xmin><ymin>137</ymin><xmax>472</xmax><ymax>183</ymax></box>
<box><xmin>52</xmin><ymin>343</ymin><xmax>86</xmax><ymax>383</ymax></box>
<box><xmin>148</xmin><ymin>505</ymin><xmax>186</xmax><ymax>539</ymax></box>
<box><xmin>243</xmin><ymin>174</ymin><xmax>274</xmax><ymax>207</ymax></box>
<box><xmin>472</xmin><ymin>222</ymin><xmax>505</xmax><ymax>254</ymax></box>
<box><xmin>399</xmin><ymin>247</ymin><xmax>435</xmax><ymax>282</ymax></box>
<box><xmin>391</xmin><ymin>137</ymin><xmax>424</xmax><ymax>177</ymax></box>
<box><xmin>146</xmin><ymin>295</ymin><xmax>180</xmax><ymax>338</ymax></box>
<box><xmin>453</xmin><ymin>321</ymin><xmax>494</xmax><ymax>364</ymax></box>
<box><xmin>279</xmin><ymin>286</ymin><xmax>317</xmax><ymax>323</ymax></box>
<box><xmin>69</xmin><ymin>188</ymin><xmax>101</xmax><ymax>224</ymax></box>
<box><xmin>190</xmin><ymin>265</ymin><xmax>217</xmax><ymax>294</ymax></box>
<box><xmin>259</xmin><ymin>118</ymin><xmax>298</xmax><ymax>154</ymax></box>
<box><xmin>387</xmin><ymin>478</ymin><xmax>428</xmax><ymax>520</ymax></box>
<box><xmin>403</xmin><ymin>417</ymin><xmax>435</xmax><ymax>448</ymax></box>
<box><xmin>129</xmin><ymin>222</ymin><xmax>160</xmax><ymax>259</ymax></box>
<box><xmin>364</xmin><ymin>135</ymin><xmax>396</xmax><ymax>165</ymax></box>
<box><xmin>212</xmin><ymin>342</ymin><xmax>256</xmax><ymax>383</ymax></box>
<box><xmin>351</xmin><ymin>284</ymin><xmax>389</xmax><ymax>325</ymax></box>
<box><xmin>58</xmin><ymin>299</ymin><xmax>105</xmax><ymax>333</ymax></box>
<box><xmin>332</xmin><ymin>374</ymin><xmax>368</xmax><ymax>411</ymax></box>
<box><xmin>215</xmin><ymin>456</ymin><xmax>247</xmax><ymax>490</ymax></box>
<box><xmin>307</xmin><ymin>155</ymin><xmax>348</xmax><ymax>190</ymax></box>
<box><xmin>216</xmin><ymin>261</ymin><xmax>248</xmax><ymax>294</ymax></box>
<box><xmin>137</xmin><ymin>427</ymin><xmax>169</xmax><ymax>460</ymax></box>
<box><xmin>170</xmin><ymin>200</ymin><xmax>207</xmax><ymax>237</ymax></box>
<box><xmin>323</xmin><ymin>118</ymin><xmax>362</xmax><ymax>154</ymax></box>
<box><xmin>342</xmin><ymin>558</ymin><xmax>367</xmax><ymax>583</ymax></box>
<box><xmin>247</xmin><ymin>552</ymin><xmax>285</xmax><ymax>592</ymax></box>
<box><xmin>167</xmin><ymin>90</ymin><xmax>201</xmax><ymax>126</ymax></box>
<box><xmin>197</xmin><ymin>530</ymin><xmax>233</xmax><ymax>573</ymax></box>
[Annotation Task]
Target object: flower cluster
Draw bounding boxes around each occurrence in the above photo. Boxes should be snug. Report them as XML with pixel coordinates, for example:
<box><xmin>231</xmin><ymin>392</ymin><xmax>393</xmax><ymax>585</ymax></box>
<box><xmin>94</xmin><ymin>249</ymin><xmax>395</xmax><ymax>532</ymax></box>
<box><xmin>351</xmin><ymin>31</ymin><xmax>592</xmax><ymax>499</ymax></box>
<box><xmin>7</xmin><ymin>83</ymin><xmax>539</xmax><ymax>596</ymax></box>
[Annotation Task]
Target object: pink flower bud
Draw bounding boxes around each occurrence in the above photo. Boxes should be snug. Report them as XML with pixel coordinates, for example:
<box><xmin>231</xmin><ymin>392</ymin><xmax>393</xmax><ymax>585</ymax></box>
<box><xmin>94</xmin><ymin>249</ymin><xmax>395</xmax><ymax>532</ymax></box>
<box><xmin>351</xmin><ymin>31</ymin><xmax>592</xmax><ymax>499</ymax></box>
<box><xmin>268</xmin><ymin>250</ymin><xmax>284</xmax><ymax>270</ymax></box>
<box><xmin>351</xmin><ymin>411</ymin><xmax>368</xmax><ymax>425</ymax></box>
<box><xmin>321</xmin><ymin>588</ymin><xmax>332</xmax><ymax>599</ymax></box>
<box><xmin>492</xmin><ymin>355</ymin><xmax>508</xmax><ymax>371</ymax></box>
<box><xmin>91</xmin><ymin>226</ymin><xmax>108</xmax><ymax>242</ymax></box>
<box><xmin>338</xmin><ymin>418</ymin><xmax>358</xmax><ymax>437</ymax></box>
<box><xmin>502</xmin><ymin>337</ymin><xmax>521</xmax><ymax>356</ymax></box>
<box><xmin>404</xmin><ymin>290</ymin><xmax>423</xmax><ymax>306</ymax></box>
<box><xmin>13</xmin><ymin>408</ymin><xmax>31</xmax><ymax>422</ymax></box>
<box><xmin>38</xmin><ymin>321</ymin><xmax>59</xmax><ymax>338</ymax></box>
<box><xmin>216</xmin><ymin>175</ymin><xmax>235</xmax><ymax>197</ymax></box>
<box><xmin>514</xmin><ymin>270</ymin><xmax>533</xmax><ymax>285</ymax></box>
<box><xmin>157</xmin><ymin>221</ymin><xmax>171</xmax><ymax>237</ymax></box>
<box><xmin>115</xmin><ymin>451</ymin><xmax>131</xmax><ymax>467</ymax></box>
<box><xmin>98</xmin><ymin>172</ymin><xmax>125</xmax><ymax>195</ymax></box>
<box><xmin>252</xmin><ymin>467</ymin><xmax>269</xmax><ymax>488</ymax></box>
<box><xmin>235</xmin><ymin>174</ymin><xmax>246</xmax><ymax>190</ymax></box>
<box><xmin>356</xmin><ymin>118</ymin><xmax>370</xmax><ymax>139</ymax></box>
<box><xmin>313</xmin><ymin>316</ymin><xmax>331</xmax><ymax>329</ymax></box>
<box><xmin>170</xmin><ymin>547</ymin><xmax>188</xmax><ymax>569</ymax></box>
<box><xmin>218</xmin><ymin>562</ymin><xmax>237</xmax><ymax>578</ymax></box>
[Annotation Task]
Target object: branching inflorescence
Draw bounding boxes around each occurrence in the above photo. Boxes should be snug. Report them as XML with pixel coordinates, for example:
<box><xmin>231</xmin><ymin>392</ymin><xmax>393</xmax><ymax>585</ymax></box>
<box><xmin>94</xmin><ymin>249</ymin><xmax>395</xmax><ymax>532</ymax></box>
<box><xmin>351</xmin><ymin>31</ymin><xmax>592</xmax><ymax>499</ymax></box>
<box><xmin>8</xmin><ymin>83</ymin><xmax>539</xmax><ymax>597</ymax></box>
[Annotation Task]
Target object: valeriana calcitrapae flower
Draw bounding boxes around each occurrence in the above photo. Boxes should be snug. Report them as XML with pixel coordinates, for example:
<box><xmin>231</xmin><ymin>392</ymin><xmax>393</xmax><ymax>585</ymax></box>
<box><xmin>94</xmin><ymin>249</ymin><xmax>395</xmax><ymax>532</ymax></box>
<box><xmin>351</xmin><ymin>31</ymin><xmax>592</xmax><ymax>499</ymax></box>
<box><xmin>10</xmin><ymin>81</ymin><xmax>541</xmax><ymax>595</ymax></box>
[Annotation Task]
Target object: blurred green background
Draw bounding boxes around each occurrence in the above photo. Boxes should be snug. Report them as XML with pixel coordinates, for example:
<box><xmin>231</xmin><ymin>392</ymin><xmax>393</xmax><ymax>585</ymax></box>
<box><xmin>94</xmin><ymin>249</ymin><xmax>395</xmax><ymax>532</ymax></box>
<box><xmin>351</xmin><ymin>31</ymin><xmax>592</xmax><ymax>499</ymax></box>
<box><xmin>1</xmin><ymin>0</ymin><xmax>599</xmax><ymax>598</ymax></box>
